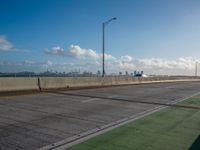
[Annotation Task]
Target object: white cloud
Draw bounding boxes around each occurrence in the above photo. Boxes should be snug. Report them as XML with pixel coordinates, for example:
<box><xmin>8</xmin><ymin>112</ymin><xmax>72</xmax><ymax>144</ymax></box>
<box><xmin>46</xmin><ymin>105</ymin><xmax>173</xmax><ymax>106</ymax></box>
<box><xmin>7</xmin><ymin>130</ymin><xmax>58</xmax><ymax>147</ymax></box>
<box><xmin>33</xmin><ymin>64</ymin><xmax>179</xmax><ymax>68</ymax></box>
<box><xmin>101</xmin><ymin>55</ymin><xmax>135</xmax><ymax>73</ymax></box>
<box><xmin>45</xmin><ymin>44</ymin><xmax>115</xmax><ymax>60</ymax></box>
<box><xmin>102</xmin><ymin>56</ymin><xmax>200</xmax><ymax>75</ymax></box>
<box><xmin>129</xmin><ymin>57</ymin><xmax>199</xmax><ymax>75</ymax></box>
<box><xmin>45</xmin><ymin>46</ymin><xmax>65</xmax><ymax>56</ymax></box>
<box><xmin>47</xmin><ymin>60</ymin><xmax>53</xmax><ymax>66</ymax></box>
<box><xmin>99</xmin><ymin>53</ymin><xmax>116</xmax><ymax>60</ymax></box>
<box><xmin>138</xmin><ymin>57</ymin><xmax>198</xmax><ymax>70</ymax></box>
<box><xmin>43</xmin><ymin>43</ymin><xmax>200</xmax><ymax>75</ymax></box>
<box><xmin>120</xmin><ymin>55</ymin><xmax>133</xmax><ymax>63</ymax></box>
<box><xmin>0</xmin><ymin>56</ymin><xmax>199</xmax><ymax>75</ymax></box>
<box><xmin>0</xmin><ymin>36</ymin><xmax>13</xmax><ymax>51</ymax></box>
<box><xmin>68</xmin><ymin>45</ymin><xmax>115</xmax><ymax>60</ymax></box>
<box><xmin>68</xmin><ymin>45</ymin><xmax>99</xmax><ymax>59</ymax></box>
<box><xmin>23</xmin><ymin>60</ymin><xmax>35</xmax><ymax>65</ymax></box>
<box><xmin>0</xmin><ymin>35</ymin><xmax>31</xmax><ymax>52</ymax></box>
<box><xmin>109</xmin><ymin>55</ymin><xmax>135</xmax><ymax>71</ymax></box>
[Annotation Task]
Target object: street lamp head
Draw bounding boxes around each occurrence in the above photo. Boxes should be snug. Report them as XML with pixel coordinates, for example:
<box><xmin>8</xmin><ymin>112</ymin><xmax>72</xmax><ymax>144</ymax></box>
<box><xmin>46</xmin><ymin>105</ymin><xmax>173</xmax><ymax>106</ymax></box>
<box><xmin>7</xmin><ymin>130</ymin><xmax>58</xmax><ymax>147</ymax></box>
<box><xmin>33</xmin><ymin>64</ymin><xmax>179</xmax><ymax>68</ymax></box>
<box><xmin>104</xmin><ymin>17</ymin><xmax>117</xmax><ymax>25</ymax></box>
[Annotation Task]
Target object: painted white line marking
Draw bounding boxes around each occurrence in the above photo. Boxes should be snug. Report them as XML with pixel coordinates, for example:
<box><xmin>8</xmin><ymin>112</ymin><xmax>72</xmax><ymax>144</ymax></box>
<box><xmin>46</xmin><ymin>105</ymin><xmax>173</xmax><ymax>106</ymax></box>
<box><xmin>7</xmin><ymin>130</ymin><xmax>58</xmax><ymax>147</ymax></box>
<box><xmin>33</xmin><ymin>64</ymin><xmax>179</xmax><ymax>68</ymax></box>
<box><xmin>82</xmin><ymin>98</ymin><xmax>100</xmax><ymax>103</ymax></box>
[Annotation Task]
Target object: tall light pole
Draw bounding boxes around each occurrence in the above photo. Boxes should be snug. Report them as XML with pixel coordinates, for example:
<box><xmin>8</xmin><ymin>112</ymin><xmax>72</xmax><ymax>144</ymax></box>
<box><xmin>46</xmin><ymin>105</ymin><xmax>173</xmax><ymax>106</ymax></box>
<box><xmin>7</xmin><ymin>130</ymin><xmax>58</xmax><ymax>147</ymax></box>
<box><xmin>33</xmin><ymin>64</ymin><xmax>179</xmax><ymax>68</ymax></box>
<box><xmin>102</xmin><ymin>17</ymin><xmax>117</xmax><ymax>77</ymax></box>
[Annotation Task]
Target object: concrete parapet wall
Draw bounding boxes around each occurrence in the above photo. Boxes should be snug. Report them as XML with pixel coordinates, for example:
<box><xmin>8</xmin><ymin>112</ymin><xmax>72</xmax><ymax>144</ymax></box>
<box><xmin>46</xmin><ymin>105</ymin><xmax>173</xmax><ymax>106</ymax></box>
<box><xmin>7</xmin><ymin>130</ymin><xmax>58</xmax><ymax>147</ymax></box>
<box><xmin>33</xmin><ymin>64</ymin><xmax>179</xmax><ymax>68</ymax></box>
<box><xmin>0</xmin><ymin>76</ymin><xmax>200</xmax><ymax>92</ymax></box>
<box><xmin>0</xmin><ymin>77</ymin><xmax>39</xmax><ymax>92</ymax></box>
<box><xmin>39</xmin><ymin>76</ymin><xmax>200</xmax><ymax>90</ymax></box>
<box><xmin>39</xmin><ymin>77</ymin><xmax>102</xmax><ymax>89</ymax></box>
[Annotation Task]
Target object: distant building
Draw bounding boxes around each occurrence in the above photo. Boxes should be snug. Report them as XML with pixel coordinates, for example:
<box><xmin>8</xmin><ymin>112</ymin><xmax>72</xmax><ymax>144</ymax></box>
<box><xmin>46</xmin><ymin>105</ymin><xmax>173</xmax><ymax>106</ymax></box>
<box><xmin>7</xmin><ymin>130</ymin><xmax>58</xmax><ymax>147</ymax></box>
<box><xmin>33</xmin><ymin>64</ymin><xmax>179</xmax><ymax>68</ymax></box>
<box><xmin>134</xmin><ymin>70</ymin><xmax>147</xmax><ymax>77</ymax></box>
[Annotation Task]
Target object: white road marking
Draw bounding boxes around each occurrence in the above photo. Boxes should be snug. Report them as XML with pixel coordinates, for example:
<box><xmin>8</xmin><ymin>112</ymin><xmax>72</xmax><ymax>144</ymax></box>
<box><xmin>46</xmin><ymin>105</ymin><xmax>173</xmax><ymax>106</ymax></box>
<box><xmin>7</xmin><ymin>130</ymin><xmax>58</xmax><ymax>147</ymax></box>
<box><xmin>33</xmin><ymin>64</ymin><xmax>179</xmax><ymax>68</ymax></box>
<box><xmin>82</xmin><ymin>98</ymin><xmax>100</xmax><ymax>103</ymax></box>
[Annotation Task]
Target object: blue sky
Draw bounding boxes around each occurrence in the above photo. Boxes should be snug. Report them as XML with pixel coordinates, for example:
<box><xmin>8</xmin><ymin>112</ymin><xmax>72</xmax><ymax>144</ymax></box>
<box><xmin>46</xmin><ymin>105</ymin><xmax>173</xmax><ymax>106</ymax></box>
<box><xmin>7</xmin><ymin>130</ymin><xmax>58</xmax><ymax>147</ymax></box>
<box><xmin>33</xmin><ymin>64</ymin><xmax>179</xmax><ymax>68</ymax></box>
<box><xmin>0</xmin><ymin>0</ymin><xmax>200</xmax><ymax>75</ymax></box>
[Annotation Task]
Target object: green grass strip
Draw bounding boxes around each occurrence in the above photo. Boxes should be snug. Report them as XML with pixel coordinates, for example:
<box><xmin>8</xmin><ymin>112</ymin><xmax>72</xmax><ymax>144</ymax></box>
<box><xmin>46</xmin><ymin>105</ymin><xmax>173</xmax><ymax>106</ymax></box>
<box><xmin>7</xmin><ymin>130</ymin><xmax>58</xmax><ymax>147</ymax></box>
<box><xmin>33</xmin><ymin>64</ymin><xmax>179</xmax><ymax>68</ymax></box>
<box><xmin>67</xmin><ymin>95</ymin><xmax>200</xmax><ymax>150</ymax></box>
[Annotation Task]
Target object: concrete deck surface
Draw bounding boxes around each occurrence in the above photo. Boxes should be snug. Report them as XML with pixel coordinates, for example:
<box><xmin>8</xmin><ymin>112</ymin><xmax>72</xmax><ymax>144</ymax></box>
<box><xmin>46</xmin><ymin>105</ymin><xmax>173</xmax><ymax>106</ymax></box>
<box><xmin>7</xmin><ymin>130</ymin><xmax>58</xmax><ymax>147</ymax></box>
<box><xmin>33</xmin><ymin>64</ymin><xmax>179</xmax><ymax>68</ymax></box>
<box><xmin>67</xmin><ymin>94</ymin><xmax>200</xmax><ymax>150</ymax></box>
<box><xmin>0</xmin><ymin>81</ymin><xmax>200</xmax><ymax>149</ymax></box>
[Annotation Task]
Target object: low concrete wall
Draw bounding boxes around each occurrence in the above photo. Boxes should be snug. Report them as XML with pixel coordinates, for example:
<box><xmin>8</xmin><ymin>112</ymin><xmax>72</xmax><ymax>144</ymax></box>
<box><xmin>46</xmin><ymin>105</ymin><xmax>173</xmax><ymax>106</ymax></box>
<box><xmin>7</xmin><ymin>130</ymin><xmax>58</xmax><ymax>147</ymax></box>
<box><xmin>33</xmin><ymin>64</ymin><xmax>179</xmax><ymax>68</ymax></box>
<box><xmin>39</xmin><ymin>77</ymin><xmax>102</xmax><ymax>89</ymax></box>
<box><xmin>0</xmin><ymin>76</ymin><xmax>199</xmax><ymax>92</ymax></box>
<box><xmin>39</xmin><ymin>76</ymin><xmax>200</xmax><ymax>90</ymax></box>
<box><xmin>0</xmin><ymin>77</ymin><xmax>39</xmax><ymax>92</ymax></box>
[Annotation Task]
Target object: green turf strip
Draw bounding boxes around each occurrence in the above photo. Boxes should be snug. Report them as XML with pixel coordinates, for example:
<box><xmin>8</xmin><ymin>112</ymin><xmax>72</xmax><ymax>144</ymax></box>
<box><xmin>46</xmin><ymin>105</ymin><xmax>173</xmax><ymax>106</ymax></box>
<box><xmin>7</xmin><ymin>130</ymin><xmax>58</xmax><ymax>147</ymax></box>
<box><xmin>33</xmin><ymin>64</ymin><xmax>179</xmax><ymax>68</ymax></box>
<box><xmin>67</xmin><ymin>95</ymin><xmax>200</xmax><ymax>150</ymax></box>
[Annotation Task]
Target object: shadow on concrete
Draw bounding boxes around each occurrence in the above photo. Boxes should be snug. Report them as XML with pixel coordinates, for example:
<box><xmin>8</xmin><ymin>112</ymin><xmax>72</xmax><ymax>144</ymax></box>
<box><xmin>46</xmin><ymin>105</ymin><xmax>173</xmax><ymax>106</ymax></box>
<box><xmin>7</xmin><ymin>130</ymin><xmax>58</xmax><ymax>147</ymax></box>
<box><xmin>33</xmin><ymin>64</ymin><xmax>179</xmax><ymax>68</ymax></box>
<box><xmin>46</xmin><ymin>91</ymin><xmax>200</xmax><ymax>110</ymax></box>
<box><xmin>189</xmin><ymin>135</ymin><xmax>200</xmax><ymax>150</ymax></box>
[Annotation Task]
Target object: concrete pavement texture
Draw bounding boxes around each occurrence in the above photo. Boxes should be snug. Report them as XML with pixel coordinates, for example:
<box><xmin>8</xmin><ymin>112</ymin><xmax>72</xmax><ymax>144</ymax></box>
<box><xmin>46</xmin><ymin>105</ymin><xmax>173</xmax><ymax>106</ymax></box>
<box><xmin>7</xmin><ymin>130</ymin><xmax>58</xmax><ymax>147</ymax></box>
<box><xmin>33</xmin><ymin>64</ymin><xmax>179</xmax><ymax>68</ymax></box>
<box><xmin>66</xmin><ymin>94</ymin><xmax>200</xmax><ymax>150</ymax></box>
<box><xmin>0</xmin><ymin>81</ymin><xmax>200</xmax><ymax>150</ymax></box>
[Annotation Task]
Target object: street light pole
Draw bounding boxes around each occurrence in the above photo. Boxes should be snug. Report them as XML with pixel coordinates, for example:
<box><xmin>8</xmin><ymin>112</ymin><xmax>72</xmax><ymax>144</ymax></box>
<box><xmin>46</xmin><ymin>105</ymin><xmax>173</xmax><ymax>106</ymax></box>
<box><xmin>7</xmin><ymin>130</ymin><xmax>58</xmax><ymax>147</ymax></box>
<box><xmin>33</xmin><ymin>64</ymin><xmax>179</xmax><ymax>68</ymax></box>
<box><xmin>102</xmin><ymin>23</ymin><xmax>105</xmax><ymax>76</ymax></box>
<box><xmin>102</xmin><ymin>17</ymin><xmax>117</xmax><ymax>77</ymax></box>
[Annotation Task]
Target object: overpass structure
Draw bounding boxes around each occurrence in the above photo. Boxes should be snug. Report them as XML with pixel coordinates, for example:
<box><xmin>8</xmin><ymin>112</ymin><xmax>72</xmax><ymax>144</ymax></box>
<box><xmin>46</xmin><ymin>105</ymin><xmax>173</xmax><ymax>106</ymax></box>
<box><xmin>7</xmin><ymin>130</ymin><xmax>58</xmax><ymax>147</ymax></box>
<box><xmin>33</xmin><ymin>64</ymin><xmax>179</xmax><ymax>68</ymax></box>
<box><xmin>0</xmin><ymin>76</ymin><xmax>200</xmax><ymax>149</ymax></box>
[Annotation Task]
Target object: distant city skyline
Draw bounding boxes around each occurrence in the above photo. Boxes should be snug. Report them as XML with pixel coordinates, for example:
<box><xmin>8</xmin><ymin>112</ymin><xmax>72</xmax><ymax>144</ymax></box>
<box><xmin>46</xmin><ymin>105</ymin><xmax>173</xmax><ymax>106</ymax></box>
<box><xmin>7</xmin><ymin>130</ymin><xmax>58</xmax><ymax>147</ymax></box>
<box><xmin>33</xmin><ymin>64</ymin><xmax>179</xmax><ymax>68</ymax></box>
<box><xmin>0</xmin><ymin>0</ymin><xmax>200</xmax><ymax>75</ymax></box>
